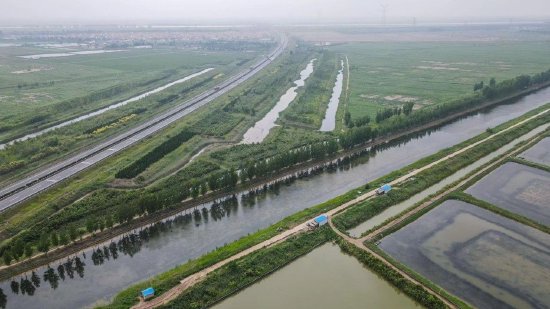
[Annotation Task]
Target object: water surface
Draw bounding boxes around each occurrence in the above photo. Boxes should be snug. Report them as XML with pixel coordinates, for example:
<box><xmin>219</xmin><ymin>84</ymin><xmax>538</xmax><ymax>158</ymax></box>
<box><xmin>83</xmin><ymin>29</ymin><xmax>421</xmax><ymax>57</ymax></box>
<box><xmin>519</xmin><ymin>137</ymin><xmax>550</xmax><ymax>166</ymax></box>
<box><xmin>241</xmin><ymin>59</ymin><xmax>316</xmax><ymax>144</ymax></box>
<box><xmin>348</xmin><ymin>123</ymin><xmax>550</xmax><ymax>237</ymax></box>
<box><xmin>466</xmin><ymin>162</ymin><xmax>550</xmax><ymax>226</ymax></box>
<box><xmin>214</xmin><ymin>243</ymin><xmax>419</xmax><ymax>309</ymax></box>
<box><xmin>379</xmin><ymin>200</ymin><xmax>550</xmax><ymax>309</ymax></box>
<box><xmin>320</xmin><ymin>60</ymin><xmax>344</xmax><ymax>132</ymax></box>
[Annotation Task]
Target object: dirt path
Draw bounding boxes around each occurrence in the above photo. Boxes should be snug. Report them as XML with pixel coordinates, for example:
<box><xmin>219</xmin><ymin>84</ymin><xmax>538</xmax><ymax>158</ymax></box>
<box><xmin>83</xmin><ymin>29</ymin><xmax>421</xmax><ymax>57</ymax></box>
<box><xmin>132</xmin><ymin>107</ymin><xmax>548</xmax><ymax>308</ymax></box>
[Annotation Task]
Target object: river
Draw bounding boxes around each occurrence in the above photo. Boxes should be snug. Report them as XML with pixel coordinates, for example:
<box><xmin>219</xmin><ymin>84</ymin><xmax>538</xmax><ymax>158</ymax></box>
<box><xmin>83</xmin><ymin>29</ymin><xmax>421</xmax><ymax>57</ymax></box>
<box><xmin>0</xmin><ymin>68</ymin><xmax>213</xmax><ymax>150</ymax></box>
<box><xmin>241</xmin><ymin>59</ymin><xmax>316</xmax><ymax>144</ymax></box>
<box><xmin>1</xmin><ymin>87</ymin><xmax>549</xmax><ymax>308</ymax></box>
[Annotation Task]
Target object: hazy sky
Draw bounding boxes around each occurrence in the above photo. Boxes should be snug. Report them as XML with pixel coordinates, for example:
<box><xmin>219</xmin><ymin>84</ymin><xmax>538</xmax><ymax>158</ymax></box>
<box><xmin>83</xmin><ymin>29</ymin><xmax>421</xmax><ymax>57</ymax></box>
<box><xmin>3</xmin><ymin>0</ymin><xmax>550</xmax><ymax>24</ymax></box>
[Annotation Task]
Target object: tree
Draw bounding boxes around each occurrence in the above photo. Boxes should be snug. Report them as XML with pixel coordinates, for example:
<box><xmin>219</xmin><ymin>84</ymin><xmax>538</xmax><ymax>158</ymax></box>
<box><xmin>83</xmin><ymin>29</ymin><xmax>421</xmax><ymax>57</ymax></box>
<box><xmin>58</xmin><ymin>231</ymin><xmax>69</xmax><ymax>246</ymax></box>
<box><xmin>2</xmin><ymin>250</ymin><xmax>12</xmax><ymax>265</ymax></box>
<box><xmin>86</xmin><ymin>218</ymin><xmax>96</xmax><ymax>234</ymax></box>
<box><xmin>37</xmin><ymin>234</ymin><xmax>50</xmax><ymax>254</ymax></box>
<box><xmin>403</xmin><ymin>102</ymin><xmax>414</xmax><ymax>116</ymax></box>
<box><xmin>473</xmin><ymin>81</ymin><xmax>484</xmax><ymax>91</ymax></box>
<box><xmin>344</xmin><ymin>111</ymin><xmax>352</xmax><ymax>127</ymax></box>
<box><xmin>106</xmin><ymin>216</ymin><xmax>114</xmax><ymax>229</ymax></box>
<box><xmin>489</xmin><ymin>77</ymin><xmax>496</xmax><ymax>87</ymax></box>
<box><xmin>69</xmin><ymin>225</ymin><xmax>78</xmax><ymax>242</ymax></box>
<box><xmin>24</xmin><ymin>244</ymin><xmax>33</xmax><ymax>258</ymax></box>
<box><xmin>51</xmin><ymin>233</ymin><xmax>59</xmax><ymax>247</ymax></box>
<box><xmin>12</xmin><ymin>239</ymin><xmax>25</xmax><ymax>259</ymax></box>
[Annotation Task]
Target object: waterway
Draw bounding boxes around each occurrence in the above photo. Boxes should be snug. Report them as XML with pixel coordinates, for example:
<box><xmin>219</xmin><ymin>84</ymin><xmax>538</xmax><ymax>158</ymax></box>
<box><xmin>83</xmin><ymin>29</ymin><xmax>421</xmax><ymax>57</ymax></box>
<box><xmin>241</xmin><ymin>59</ymin><xmax>316</xmax><ymax>144</ymax></box>
<box><xmin>1</xmin><ymin>87</ymin><xmax>549</xmax><ymax>308</ymax></box>
<box><xmin>320</xmin><ymin>60</ymin><xmax>344</xmax><ymax>132</ymax></box>
<box><xmin>19</xmin><ymin>50</ymin><xmax>126</xmax><ymax>59</ymax></box>
<box><xmin>213</xmin><ymin>243</ymin><xmax>419</xmax><ymax>309</ymax></box>
<box><xmin>0</xmin><ymin>68</ymin><xmax>213</xmax><ymax>150</ymax></box>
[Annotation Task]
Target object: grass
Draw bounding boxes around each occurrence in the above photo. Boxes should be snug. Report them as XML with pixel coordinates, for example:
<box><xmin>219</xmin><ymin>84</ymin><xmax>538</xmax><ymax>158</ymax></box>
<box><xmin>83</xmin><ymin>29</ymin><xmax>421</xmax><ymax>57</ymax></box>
<box><xmin>0</xmin><ymin>46</ymin><xmax>253</xmax><ymax>141</ymax></box>
<box><xmin>328</xmin><ymin>41</ymin><xmax>550</xmax><ymax>120</ymax></box>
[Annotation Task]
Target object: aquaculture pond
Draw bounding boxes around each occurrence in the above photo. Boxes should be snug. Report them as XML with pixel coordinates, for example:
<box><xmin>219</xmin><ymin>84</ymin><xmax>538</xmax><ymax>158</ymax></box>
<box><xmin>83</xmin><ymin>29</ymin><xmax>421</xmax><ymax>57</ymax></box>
<box><xmin>379</xmin><ymin>200</ymin><xmax>550</xmax><ymax>309</ymax></box>
<box><xmin>466</xmin><ymin>161</ymin><xmax>550</xmax><ymax>226</ymax></box>
<box><xmin>519</xmin><ymin>137</ymin><xmax>550</xmax><ymax>166</ymax></box>
<box><xmin>213</xmin><ymin>243</ymin><xmax>419</xmax><ymax>309</ymax></box>
<box><xmin>1</xmin><ymin>87</ymin><xmax>550</xmax><ymax>308</ymax></box>
<box><xmin>241</xmin><ymin>59</ymin><xmax>315</xmax><ymax>144</ymax></box>
<box><xmin>347</xmin><ymin>123</ymin><xmax>550</xmax><ymax>237</ymax></box>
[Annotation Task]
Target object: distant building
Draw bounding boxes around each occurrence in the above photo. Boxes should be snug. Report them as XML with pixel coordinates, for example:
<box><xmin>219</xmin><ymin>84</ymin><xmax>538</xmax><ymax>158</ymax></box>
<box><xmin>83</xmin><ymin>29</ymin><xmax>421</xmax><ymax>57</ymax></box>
<box><xmin>141</xmin><ymin>287</ymin><xmax>155</xmax><ymax>300</ymax></box>
<box><xmin>314</xmin><ymin>214</ymin><xmax>329</xmax><ymax>226</ymax></box>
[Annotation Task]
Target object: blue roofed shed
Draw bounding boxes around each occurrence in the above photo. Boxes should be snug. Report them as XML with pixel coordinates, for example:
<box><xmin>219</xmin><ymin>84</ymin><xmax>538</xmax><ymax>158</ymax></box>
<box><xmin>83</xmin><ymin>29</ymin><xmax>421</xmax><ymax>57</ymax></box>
<box><xmin>376</xmin><ymin>184</ymin><xmax>392</xmax><ymax>195</ymax></box>
<box><xmin>314</xmin><ymin>214</ymin><xmax>328</xmax><ymax>226</ymax></box>
<box><xmin>141</xmin><ymin>287</ymin><xmax>155</xmax><ymax>300</ymax></box>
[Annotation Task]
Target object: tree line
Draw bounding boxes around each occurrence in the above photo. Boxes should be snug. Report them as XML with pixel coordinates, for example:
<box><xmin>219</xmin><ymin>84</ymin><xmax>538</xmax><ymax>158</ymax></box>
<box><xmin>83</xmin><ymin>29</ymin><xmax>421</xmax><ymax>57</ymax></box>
<box><xmin>115</xmin><ymin>128</ymin><xmax>196</xmax><ymax>179</ymax></box>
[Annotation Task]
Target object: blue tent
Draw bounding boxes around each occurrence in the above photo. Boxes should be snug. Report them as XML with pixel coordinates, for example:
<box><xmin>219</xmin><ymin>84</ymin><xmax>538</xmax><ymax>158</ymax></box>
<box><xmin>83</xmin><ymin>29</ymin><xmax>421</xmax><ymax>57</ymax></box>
<box><xmin>141</xmin><ymin>287</ymin><xmax>155</xmax><ymax>299</ymax></box>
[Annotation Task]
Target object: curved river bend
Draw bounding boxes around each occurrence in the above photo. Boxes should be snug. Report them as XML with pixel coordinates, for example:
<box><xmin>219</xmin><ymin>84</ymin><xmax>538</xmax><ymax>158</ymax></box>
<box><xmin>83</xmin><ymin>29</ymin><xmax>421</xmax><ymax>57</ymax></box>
<box><xmin>1</xmin><ymin>87</ymin><xmax>550</xmax><ymax>308</ymax></box>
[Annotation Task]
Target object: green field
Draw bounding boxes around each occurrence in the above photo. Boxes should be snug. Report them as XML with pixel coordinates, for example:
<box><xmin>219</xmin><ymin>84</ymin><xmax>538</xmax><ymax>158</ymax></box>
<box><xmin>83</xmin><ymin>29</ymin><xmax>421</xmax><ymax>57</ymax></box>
<box><xmin>328</xmin><ymin>41</ymin><xmax>550</xmax><ymax>121</ymax></box>
<box><xmin>0</xmin><ymin>45</ymin><xmax>257</xmax><ymax>141</ymax></box>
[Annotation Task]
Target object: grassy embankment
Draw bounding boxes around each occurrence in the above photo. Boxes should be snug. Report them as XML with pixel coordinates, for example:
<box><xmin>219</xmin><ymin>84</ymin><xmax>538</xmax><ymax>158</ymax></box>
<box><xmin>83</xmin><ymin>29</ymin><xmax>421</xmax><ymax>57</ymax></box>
<box><xmin>280</xmin><ymin>50</ymin><xmax>340</xmax><ymax>128</ymax></box>
<box><xmin>101</xmin><ymin>104</ymin><xmax>548</xmax><ymax>308</ymax></box>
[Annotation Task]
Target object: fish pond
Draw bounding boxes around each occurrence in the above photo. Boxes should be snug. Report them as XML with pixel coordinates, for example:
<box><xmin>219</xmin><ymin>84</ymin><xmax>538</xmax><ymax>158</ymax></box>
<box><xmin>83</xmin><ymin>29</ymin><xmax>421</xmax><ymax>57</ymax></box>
<box><xmin>519</xmin><ymin>137</ymin><xmax>550</xmax><ymax>166</ymax></box>
<box><xmin>379</xmin><ymin>199</ymin><xmax>550</xmax><ymax>309</ymax></box>
<box><xmin>213</xmin><ymin>243</ymin><xmax>419</xmax><ymax>309</ymax></box>
<box><xmin>466</xmin><ymin>161</ymin><xmax>550</xmax><ymax>226</ymax></box>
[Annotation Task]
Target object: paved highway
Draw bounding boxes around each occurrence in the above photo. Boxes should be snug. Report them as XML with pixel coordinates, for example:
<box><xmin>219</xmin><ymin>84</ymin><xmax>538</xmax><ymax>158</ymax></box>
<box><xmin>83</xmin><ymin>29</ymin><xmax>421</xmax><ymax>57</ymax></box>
<box><xmin>0</xmin><ymin>35</ymin><xmax>287</xmax><ymax>211</ymax></box>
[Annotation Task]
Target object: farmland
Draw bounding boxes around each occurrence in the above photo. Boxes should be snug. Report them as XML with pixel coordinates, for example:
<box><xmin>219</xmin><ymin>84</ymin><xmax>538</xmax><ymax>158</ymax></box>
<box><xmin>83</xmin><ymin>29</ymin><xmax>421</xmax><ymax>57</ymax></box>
<box><xmin>0</xmin><ymin>46</ymin><xmax>257</xmax><ymax>141</ymax></box>
<box><xmin>328</xmin><ymin>41</ymin><xmax>550</xmax><ymax>121</ymax></box>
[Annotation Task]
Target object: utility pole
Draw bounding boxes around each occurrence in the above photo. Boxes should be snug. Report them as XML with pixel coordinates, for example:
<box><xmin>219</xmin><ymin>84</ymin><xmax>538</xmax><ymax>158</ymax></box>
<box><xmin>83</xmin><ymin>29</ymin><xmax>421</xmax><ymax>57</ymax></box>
<box><xmin>380</xmin><ymin>3</ymin><xmax>388</xmax><ymax>26</ymax></box>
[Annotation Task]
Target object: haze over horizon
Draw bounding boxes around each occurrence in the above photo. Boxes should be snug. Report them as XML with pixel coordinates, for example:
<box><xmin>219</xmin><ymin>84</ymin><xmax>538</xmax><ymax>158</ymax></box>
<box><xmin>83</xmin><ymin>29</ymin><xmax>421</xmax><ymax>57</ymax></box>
<box><xmin>3</xmin><ymin>0</ymin><xmax>550</xmax><ymax>25</ymax></box>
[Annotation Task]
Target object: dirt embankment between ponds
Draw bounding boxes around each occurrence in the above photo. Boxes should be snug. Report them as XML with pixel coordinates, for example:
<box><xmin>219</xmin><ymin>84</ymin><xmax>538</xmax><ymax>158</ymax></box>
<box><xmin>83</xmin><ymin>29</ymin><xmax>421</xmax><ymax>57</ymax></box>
<box><xmin>1</xmin><ymin>81</ymin><xmax>549</xmax><ymax>280</ymax></box>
